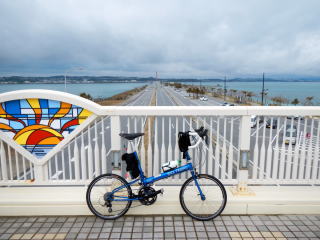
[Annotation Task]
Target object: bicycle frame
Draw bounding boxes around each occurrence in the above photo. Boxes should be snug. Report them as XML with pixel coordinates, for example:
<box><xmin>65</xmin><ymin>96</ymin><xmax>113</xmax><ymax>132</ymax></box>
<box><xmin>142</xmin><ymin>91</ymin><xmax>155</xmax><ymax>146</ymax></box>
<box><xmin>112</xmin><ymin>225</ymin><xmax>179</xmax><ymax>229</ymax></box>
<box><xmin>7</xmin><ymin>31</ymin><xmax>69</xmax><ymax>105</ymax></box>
<box><xmin>111</xmin><ymin>150</ymin><xmax>205</xmax><ymax>201</ymax></box>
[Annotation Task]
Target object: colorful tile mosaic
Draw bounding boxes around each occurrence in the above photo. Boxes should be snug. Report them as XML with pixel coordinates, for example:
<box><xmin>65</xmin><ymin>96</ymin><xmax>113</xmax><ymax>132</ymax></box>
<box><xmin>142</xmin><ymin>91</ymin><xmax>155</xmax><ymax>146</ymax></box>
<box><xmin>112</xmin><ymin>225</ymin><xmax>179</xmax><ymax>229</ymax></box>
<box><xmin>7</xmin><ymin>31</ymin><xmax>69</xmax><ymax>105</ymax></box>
<box><xmin>0</xmin><ymin>99</ymin><xmax>92</xmax><ymax>158</ymax></box>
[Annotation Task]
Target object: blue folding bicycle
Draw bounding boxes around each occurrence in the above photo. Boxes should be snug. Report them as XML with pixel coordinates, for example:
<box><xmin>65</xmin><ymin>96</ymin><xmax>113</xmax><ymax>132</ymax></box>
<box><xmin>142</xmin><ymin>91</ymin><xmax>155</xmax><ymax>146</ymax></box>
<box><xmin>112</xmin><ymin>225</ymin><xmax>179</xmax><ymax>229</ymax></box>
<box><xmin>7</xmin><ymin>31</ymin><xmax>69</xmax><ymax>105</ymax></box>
<box><xmin>86</xmin><ymin>127</ymin><xmax>227</xmax><ymax>221</ymax></box>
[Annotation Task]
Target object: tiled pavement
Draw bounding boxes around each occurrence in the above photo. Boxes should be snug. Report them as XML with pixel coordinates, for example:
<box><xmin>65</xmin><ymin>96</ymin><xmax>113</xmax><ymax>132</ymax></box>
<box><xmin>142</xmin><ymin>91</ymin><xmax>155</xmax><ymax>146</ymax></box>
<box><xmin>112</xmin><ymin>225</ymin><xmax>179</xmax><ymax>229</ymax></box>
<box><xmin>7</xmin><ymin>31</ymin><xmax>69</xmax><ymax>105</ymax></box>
<box><xmin>0</xmin><ymin>215</ymin><xmax>319</xmax><ymax>240</ymax></box>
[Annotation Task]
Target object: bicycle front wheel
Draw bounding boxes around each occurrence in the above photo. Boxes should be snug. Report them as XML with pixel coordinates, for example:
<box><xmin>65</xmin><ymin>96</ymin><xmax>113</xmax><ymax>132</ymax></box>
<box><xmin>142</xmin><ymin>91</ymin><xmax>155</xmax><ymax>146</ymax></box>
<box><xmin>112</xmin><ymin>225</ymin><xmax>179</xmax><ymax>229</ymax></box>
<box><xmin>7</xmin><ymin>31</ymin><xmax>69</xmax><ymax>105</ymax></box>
<box><xmin>86</xmin><ymin>173</ymin><xmax>132</xmax><ymax>220</ymax></box>
<box><xmin>179</xmin><ymin>174</ymin><xmax>227</xmax><ymax>221</ymax></box>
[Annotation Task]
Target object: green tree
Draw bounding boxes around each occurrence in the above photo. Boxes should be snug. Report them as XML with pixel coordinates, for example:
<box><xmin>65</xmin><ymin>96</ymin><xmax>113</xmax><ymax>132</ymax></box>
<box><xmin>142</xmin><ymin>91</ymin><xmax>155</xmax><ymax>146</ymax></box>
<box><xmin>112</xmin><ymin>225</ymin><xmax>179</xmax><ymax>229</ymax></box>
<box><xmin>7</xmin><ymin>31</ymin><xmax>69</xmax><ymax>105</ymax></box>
<box><xmin>229</xmin><ymin>89</ymin><xmax>237</xmax><ymax>97</ymax></box>
<box><xmin>246</xmin><ymin>91</ymin><xmax>255</xmax><ymax>102</ymax></box>
<box><xmin>187</xmin><ymin>88</ymin><xmax>192</xmax><ymax>97</ymax></box>
<box><xmin>304</xmin><ymin>96</ymin><xmax>314</xmax><ymax>106</ymax></box>
<box><xmin>241</xmin><ymin>91</ymin><xmax>248</xmax><ymax>103</ymax></box>
<box><xmin>173</xmin><ymin>83</ymin><xmax>182</xmax><ymax>89</ymax></box>
<box><xmin>80</xmin><ymin>92</ymin><xmax>93</xmax><ymax>100</ymax></box>
<box><xmin>271</xmin><ymin>96</ymin><xmax>288</xmax><ymax>106</ymax></box>
<box><xmin>291</xmin><ymin>98</ymin><xmax>299</xmax><ymax>106</ymax></box>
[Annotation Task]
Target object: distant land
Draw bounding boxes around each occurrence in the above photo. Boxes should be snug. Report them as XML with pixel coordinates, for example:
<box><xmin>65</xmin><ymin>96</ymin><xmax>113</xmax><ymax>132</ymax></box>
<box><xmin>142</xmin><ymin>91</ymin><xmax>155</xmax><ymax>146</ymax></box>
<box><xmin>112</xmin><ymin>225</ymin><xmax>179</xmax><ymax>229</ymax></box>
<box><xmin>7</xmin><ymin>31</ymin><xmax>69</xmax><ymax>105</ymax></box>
<box><xmin>1</xmin><ymin>75</ymin><xmax>320</xmax><ymax>84</ymax></box>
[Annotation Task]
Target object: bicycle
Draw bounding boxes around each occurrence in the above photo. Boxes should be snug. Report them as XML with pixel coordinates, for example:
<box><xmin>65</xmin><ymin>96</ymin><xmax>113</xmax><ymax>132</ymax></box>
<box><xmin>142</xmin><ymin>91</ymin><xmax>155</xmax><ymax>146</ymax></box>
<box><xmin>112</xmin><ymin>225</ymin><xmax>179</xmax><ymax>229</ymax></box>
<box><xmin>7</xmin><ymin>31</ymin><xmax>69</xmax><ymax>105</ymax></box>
<box><xmin>86</xmin><ymin>126</ymin><xmax>227</xmax><ymax>221</ymax></box>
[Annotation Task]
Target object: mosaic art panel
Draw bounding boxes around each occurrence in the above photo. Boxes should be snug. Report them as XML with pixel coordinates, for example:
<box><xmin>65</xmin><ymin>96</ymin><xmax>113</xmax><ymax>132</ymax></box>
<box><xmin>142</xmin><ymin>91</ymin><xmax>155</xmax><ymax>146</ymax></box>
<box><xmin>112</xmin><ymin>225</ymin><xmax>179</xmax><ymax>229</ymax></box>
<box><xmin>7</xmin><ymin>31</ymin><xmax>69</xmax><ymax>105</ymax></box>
<box><xmin>0</xmin><ymin>98</ymin><xmax>92</xmax><ymax>158</ymax></box>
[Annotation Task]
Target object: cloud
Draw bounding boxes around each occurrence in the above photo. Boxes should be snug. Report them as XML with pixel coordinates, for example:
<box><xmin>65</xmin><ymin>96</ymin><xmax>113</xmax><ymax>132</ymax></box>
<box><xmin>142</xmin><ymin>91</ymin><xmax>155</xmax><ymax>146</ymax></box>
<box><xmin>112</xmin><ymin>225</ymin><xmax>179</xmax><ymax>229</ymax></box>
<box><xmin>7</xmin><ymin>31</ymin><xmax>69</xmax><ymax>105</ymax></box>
<box><xmin>0</xmin><ymin>0</ymin><xmax>320</xmax><ymax>77</ymax></box>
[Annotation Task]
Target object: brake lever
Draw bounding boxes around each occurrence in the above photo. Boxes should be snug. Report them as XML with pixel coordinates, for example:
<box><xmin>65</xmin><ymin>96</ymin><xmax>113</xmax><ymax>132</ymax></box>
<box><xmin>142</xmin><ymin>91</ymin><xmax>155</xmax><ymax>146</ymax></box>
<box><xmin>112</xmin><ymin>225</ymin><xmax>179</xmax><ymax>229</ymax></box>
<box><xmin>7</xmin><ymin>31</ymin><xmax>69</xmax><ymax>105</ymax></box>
<box><xmin>195</xmin><ymin>126</ymin><xmax>204</xmax><ymax>134</ymax></box>
<box><xmin>202</xmin><ymin>129</ymin><xmax>209</xmax><ymax>145</ymax></box>
<box><xmin>204</xmin><ymin>134</ymin><xmax>209</xmax><ymax>145</ymax></box>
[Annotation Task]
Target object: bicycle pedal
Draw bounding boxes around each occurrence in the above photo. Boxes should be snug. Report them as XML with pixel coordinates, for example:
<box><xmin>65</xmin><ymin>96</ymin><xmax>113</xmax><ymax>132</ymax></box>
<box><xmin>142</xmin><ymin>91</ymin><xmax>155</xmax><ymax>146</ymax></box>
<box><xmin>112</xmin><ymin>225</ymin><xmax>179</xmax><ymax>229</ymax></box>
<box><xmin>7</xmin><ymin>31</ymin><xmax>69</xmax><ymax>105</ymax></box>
<box><xmin>159</xmin><ymin>188</ymin><xmax>164</xmax><ymax>195</ymax></box>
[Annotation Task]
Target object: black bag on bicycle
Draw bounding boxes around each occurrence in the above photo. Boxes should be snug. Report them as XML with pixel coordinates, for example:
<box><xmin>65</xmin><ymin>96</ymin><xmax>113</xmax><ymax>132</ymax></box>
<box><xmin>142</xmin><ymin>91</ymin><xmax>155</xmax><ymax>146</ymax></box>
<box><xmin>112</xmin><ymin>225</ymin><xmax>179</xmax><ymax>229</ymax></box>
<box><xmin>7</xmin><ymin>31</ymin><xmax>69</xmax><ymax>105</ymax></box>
<box><xmin>121</xmin><ymin>153</ymin><xmax>140</xmax><ymax>179</ymax></box>
<box><xmin>178</xmin><ymin>132</ymin><xmax>191</xmax><ymax>159</ymax></box>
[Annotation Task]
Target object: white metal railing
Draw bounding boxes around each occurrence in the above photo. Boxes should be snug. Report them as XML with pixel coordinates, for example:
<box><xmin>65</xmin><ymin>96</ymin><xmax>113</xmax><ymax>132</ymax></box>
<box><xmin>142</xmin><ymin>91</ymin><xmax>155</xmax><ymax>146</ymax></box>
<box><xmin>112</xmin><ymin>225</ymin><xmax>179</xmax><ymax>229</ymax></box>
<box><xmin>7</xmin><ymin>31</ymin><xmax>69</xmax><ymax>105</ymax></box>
<box><xmin>0</xmin><ymin>90</ymin><xmax>320</xmax><ymax>187</ymax></box>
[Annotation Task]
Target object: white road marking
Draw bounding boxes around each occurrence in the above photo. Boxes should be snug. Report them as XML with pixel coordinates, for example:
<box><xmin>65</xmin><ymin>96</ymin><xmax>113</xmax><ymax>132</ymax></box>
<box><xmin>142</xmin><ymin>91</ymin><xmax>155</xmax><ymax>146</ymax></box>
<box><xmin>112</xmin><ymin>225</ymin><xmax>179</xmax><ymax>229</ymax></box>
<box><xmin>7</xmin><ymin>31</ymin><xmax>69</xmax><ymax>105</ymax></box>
<box><xmin>271</xmin><ymin>125</ymin><xmax>284</xmax><ymax>144</ymax></box>
<box><xmin>251</xmin><ymin>123</ymin><xmax>264</xmax><ymax>136</ymax></box>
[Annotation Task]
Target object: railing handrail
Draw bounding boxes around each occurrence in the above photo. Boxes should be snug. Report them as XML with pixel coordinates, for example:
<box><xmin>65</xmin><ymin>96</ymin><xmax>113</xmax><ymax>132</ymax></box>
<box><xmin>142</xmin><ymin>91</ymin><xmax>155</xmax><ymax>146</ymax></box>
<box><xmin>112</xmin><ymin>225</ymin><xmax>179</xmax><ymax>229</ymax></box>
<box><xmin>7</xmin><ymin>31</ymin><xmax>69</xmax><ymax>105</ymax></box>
<box><xmin>96</xmin><ymin>106</ymin><xmax>320</xmax><ymax>116</ymax></box>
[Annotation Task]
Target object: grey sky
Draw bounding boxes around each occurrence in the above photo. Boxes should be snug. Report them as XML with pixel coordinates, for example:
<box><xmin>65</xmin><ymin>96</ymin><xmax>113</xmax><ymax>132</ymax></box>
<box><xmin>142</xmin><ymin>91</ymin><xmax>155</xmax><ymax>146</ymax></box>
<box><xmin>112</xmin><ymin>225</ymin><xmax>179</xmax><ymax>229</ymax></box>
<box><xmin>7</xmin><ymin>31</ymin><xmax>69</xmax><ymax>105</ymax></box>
<box><xmin>0</xmin><ymin>0</ymin><xmax>320</xmax><ymax>78</ymax></box>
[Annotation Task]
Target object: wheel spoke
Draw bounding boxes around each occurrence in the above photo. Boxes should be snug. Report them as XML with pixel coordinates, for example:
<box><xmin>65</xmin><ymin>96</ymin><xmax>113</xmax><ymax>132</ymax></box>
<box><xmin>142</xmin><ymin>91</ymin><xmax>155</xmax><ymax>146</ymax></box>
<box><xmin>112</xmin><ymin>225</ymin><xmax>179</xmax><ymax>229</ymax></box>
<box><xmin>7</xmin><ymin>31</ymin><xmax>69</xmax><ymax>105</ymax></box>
<box><xmin>179</xmin><ymin>174</ymin><xmax>227</xmax><ymax>221</ymax></box>
<box><xmin>86</xmin><ymin>174</ymin><xmax>132</xmax><ymax>220</ymax></box>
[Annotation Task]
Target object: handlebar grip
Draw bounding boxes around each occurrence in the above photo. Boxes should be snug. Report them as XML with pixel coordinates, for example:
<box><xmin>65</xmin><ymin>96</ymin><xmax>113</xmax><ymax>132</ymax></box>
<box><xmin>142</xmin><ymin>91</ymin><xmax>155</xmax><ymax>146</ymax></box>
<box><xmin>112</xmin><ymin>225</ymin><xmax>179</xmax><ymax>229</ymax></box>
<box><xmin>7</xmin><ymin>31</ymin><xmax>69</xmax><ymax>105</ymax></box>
<box><xmin>199</xmin><ymin>129</ymin><xmax>208</xmax><ymax>138</ymax></box>
<box><xmin>194</xmin><ymin>126</ymin><xmax>204</xmax><ymax>133</ymax></box>
<box><xmin>199</xmin><ymin>128</ymin><xmax>209</xmax><ymax>145</ymax></box>
<box><xmin>194</xmin><ymin>126</ymin><xmax>207</xmax><ymax>138</ymax></box>
<box><xmin>179</xmin><ymin>127</ymin><xmax>208</xmax><ymax>144</ymax></box>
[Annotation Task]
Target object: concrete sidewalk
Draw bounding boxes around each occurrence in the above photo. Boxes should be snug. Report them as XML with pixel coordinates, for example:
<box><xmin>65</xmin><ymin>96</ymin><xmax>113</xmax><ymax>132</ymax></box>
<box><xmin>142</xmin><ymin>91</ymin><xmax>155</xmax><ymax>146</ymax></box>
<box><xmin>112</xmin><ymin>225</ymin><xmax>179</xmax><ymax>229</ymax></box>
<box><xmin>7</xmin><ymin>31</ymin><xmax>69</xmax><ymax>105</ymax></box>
<box><xmin>0</xmin><ymin>215</ymin><xmax>320</xmax><ymax>240</ymax></box>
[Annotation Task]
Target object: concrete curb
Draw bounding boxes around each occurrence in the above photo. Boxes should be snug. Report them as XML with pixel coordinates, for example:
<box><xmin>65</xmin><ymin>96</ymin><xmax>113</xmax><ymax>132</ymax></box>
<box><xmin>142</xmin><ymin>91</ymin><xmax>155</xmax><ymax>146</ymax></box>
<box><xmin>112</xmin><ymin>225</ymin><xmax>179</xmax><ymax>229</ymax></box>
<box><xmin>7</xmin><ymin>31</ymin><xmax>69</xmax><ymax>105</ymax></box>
<box><xmin>1</xmin><ymin>186</ymin><xmax>319</xmax><ymax>216</ymax></box>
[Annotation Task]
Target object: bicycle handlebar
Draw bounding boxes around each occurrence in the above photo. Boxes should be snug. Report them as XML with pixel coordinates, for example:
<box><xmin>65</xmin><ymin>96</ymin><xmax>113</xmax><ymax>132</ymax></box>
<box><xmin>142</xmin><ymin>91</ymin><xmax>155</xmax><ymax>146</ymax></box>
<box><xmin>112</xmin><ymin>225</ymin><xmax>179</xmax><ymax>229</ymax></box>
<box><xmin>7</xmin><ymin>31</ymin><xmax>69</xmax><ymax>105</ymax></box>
<box><xmin>187</xmin><ymin>126</ymin><xmax>209</xmax><ymax>149</ymax></box>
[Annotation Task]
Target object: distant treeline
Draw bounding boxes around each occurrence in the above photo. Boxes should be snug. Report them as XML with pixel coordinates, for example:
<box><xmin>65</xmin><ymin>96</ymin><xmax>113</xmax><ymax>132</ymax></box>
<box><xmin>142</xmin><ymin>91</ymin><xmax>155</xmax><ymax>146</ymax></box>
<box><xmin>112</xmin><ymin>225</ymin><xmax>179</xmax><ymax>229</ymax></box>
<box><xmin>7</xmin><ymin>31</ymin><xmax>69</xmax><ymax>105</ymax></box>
<box><xmin>0</xmin><ymin>76</ymin><xmax>153</xmax><ymax>83</ymax></box>
<box><xmin>1</xmin><ymin>75</ymin><xmax>320</xmax><ymax>83</ymax></box>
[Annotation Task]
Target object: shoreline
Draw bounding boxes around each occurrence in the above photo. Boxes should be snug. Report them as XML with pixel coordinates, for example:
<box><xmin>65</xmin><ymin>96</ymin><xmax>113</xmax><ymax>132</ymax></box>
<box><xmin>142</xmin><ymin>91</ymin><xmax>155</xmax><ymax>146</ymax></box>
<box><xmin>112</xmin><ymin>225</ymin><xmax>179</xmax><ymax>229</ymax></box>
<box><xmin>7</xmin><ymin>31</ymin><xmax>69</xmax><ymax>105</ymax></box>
<box><xmin>1</xmin><ymin>80</ymin><xmax>320</xmax><ymax>86</ymax></box>
<box><xmin>0</xmin><ymin>82</ymin><xmax>147</xmax><ymax>84</ymax></box>
<box><xmin>167</xmin><ymin>83</ymin><xmax>318</xmax><ymax>106</ymax></box>
<box><xmin>94</xmin><ymin>85</ymin><xmax>147</xmax><ymax>106</ymax></box>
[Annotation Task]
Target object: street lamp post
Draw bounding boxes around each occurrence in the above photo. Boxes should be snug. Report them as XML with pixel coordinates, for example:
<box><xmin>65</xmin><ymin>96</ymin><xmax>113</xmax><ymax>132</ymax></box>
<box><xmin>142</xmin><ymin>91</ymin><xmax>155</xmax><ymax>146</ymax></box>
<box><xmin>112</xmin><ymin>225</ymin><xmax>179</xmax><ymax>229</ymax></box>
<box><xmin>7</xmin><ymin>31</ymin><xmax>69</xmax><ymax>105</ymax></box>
<box><xmin>224</xmin><ymin>76</ymin><xmax>227</xmax><ymax>101</ymax></box>
<box><xmin>64</xmin><ymin>74</ymin><xmax>67</xmax><ymax>91</ymax></box>
<box><xmin>261</xmin><ymin>72</ymin><xmax>265</xmax><ymax>105</ymax></box>
<box><xmin>64</xmin><ymin>67</ymin><xmax>84</xmax><ymax>92</ymax></box>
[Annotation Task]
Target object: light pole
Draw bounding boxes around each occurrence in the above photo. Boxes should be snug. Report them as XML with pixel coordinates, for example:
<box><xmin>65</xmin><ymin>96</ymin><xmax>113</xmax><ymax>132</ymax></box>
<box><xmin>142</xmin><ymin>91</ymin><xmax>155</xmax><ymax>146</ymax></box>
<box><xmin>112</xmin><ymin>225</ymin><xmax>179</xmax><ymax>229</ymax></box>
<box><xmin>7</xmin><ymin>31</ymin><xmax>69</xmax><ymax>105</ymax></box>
<box><xmin>224</xmin><ymin>76</ymin><xmax>227</xmax><ymax>101</ymax></box>
<box><xmin>261</xmin><ymin>72</ymin><xmax>265</xmax><ymax>105</ymax></box>
<box><xmin>64</xmin><ymin>74</ymin><xmax>67</xmax><ymax>91</ymax></box>
<box><xmin>64</xmin><ymin>67</ymin><xmax>84</xmax><ymax>91</ymax></box>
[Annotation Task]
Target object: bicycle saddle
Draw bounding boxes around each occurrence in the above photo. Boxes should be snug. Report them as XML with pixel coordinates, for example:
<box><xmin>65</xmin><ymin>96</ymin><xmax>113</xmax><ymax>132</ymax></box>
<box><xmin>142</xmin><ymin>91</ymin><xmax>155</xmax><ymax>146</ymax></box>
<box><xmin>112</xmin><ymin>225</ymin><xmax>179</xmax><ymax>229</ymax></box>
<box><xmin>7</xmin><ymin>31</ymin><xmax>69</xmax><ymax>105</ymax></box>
<box><xmin>119</xmin><ymin>132</ymin><xmax>144</xmax><ymax>140</ymax></box>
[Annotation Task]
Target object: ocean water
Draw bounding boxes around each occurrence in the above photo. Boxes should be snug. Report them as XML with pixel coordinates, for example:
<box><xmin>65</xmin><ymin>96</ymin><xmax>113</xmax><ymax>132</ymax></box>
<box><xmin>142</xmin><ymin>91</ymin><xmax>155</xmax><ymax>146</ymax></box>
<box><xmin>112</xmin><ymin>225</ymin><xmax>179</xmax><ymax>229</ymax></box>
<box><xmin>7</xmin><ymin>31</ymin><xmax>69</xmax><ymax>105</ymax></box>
<box><xmin>185</xmin><ymin>81</ymin><xmax>320</xmax><ymax>104</ymax></box>
<box><xmin>1</xmin><ymin>81</ymin><xmax>319</xmax><ymax>104</ymax></box>
<box><xmin>0</xmin><ymin>82</ymin><xmax>147</xmax><ymax>98</ymax></box>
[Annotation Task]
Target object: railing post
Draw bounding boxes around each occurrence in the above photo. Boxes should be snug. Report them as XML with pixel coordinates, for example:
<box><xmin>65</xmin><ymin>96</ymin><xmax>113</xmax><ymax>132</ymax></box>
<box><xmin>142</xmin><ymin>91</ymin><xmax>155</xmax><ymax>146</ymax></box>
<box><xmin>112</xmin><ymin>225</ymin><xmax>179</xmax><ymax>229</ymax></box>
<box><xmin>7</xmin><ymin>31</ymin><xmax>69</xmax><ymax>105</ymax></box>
<box><xmin>0</xmin><ymin>141</ymin><xmax>8</xmax><ymax>180</ymax></box>
<box><xmin>232</xmin><ymin>115</ymin><xmax>254</xmax><ymax>195</ymax></box>
<box><xmin>34</xmin><ymin>163</ymin><xmax>48</xmax><ymax>183</ymax></box>
<box><xmin>111</xmin><ymin>116</ymin><xmax>121</xmax><ymax>169</ymax></box>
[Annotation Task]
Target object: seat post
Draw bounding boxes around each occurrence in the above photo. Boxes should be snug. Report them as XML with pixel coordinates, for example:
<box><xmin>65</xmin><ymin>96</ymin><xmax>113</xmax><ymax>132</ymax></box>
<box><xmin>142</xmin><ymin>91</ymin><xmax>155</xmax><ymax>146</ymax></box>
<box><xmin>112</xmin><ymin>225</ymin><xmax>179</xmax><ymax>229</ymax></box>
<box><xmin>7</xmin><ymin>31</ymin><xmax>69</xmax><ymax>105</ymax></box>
<box><xmin>128</xmin><ymin>139</ymin><xmax>146</xmax><ymax>180</ymax></box>
<box><xmin>128</xmin><ymin>140</ymin><xmax>136</xmax><ymax>153</ymax></box>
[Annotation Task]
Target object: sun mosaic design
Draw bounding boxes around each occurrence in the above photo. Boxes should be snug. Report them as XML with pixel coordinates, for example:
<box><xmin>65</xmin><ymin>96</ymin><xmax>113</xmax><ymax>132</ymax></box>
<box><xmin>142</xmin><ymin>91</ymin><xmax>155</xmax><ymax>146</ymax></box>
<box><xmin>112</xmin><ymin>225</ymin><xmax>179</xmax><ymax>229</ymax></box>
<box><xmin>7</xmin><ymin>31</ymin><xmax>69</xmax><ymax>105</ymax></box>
<box><xmin>0</xmin><ymin>98</ymin><xmax>92</xmax><ymax>158</ymax></box>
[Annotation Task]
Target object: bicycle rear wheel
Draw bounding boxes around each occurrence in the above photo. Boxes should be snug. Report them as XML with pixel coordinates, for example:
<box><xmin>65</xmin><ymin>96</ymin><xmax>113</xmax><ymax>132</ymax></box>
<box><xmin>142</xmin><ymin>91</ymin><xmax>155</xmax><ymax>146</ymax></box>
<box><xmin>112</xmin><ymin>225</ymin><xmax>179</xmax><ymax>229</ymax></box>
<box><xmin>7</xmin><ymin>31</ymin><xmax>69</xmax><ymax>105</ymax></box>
<box><xmin>179</xmin><ymin>174</ymin><xmax>227</xmax><ymax>221</ymax></box>
<box><xmin>86</xmin><ymin>173</ymin><xmax>132</xmax><ymax>220</ymax></box>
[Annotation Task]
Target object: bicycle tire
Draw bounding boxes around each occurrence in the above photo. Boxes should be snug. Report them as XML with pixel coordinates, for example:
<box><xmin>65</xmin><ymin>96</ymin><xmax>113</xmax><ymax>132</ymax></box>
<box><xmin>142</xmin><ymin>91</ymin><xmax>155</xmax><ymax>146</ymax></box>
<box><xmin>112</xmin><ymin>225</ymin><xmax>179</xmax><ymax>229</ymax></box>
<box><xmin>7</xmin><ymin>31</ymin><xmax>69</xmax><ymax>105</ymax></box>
<box><xmin>86</xmin><ymin>173</ymin><xmax>132</xmax><ymax>220</ymax></box>
<box><xmin>179</xmin><ymin>174</ymin><xmax>227</xmax><ymax>221</ymax></box>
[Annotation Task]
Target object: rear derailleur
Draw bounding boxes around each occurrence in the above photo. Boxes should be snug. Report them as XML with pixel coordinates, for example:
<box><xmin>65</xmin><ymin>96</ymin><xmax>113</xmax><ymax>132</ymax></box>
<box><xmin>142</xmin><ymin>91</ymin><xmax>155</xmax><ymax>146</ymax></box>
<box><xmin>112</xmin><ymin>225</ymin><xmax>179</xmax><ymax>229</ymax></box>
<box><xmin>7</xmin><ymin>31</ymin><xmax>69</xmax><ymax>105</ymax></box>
<box><xmin>104</xmin><ymin>192</ymin><xmax>113</xmax><ymax>213</ymax></box>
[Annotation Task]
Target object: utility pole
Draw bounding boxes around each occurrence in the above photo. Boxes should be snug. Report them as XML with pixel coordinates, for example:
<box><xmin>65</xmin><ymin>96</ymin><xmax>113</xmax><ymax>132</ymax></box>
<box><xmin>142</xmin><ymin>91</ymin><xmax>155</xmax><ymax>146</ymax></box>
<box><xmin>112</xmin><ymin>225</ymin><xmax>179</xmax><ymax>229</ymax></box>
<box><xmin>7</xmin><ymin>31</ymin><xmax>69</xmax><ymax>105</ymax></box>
<box><xmin>261</xmin><ymin>72</ymin><xmax>265</xmax><ymax>106</ymax></box>
<box><xmin>224</xmin><ymin>76</ymin><xmax>227</xmax><ymax>101</ymax></box>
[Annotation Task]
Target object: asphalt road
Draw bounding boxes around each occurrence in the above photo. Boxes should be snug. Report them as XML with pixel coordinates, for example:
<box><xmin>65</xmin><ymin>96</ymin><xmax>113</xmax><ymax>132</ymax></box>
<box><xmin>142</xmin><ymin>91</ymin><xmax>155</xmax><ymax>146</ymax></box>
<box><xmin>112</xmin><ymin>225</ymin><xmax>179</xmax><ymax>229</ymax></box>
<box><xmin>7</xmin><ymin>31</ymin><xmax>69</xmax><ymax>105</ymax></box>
<box><xmin>154</xmin><ymin>84</ymin><xmax>319</xmax><ymax>180</ymax></box>
<box><xmin>48</xmin><ymin>85</ymin><xmax>155</xmax><ymax>180</ymax></box>
<box><xmin>48</xmin><ymin>82</ymin><xmax>318</xmax><ymax>182</ymax></box>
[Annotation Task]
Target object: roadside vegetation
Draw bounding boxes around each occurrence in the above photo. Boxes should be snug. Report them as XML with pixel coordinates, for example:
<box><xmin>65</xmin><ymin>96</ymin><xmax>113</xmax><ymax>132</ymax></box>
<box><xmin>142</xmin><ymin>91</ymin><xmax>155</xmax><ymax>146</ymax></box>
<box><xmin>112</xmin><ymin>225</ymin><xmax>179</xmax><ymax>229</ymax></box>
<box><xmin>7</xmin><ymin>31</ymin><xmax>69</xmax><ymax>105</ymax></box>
<box><xmin>164</xmin><ymin>82</ymin><xmax>316</xmax><ymax>106</ymax></box>
<box><xmin>79</xmin><ymin>92</ymin><xmax>93</xmax><ymax>100</ymax></box>
<box><xmin>79</xmin><ymin>85</ymin><xmax>147</xmax><ymax>106</ymax></box>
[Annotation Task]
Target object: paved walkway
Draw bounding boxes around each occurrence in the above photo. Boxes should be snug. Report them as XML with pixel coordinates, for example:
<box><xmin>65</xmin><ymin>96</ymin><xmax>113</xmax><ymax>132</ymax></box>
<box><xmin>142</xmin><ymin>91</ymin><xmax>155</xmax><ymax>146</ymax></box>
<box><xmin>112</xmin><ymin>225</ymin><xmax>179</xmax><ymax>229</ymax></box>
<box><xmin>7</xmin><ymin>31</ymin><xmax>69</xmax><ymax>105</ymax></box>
<box><xmin>0</xmin><ymin>215</ymin><xmax>319</xmax><ymax>240</ymax></box>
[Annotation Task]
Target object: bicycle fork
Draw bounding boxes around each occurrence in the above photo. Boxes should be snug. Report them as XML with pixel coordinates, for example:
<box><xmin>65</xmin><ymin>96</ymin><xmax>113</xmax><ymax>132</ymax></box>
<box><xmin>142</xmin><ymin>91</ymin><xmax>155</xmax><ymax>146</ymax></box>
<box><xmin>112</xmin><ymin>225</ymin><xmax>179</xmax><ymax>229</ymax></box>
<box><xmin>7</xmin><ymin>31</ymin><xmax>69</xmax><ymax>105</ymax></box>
<box><xmin>191</xmin><ymin>171</ymin><xmax>206</xmax><ymax>201</ymax></box>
